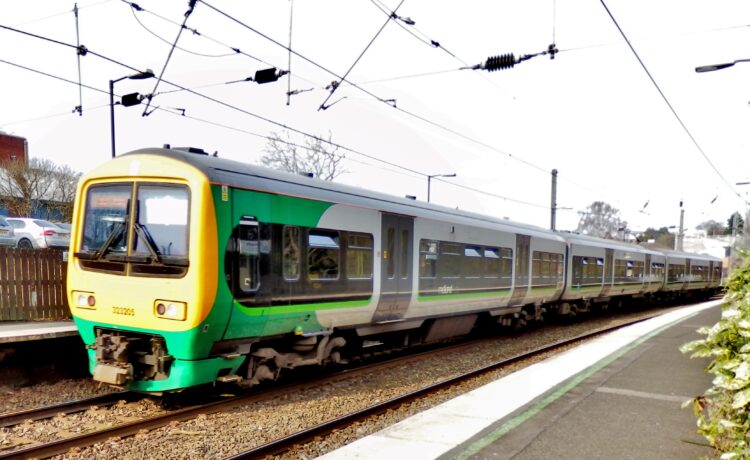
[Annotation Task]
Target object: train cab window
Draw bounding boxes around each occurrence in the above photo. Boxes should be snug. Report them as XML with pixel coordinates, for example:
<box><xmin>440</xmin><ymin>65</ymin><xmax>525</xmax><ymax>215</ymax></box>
<box><xmin>419</xmin><ymin>240</ymin><xmax>438</xmax><ymax>279</ymax></box>
<box><xmin>131</xmin><ymin>184</ymin><xmax>190</xmax><ymax>276</ymax></box>
<box><xmin>308</xmin><ymin>230</ymin><xmax>340</xmax><ymax>280</ymax></box>
<box><xmin>347</xmin><ymin>233</ymin><xmax>373</xmax><ymax>279</ymax></box>
<box><xmin>237</xmin><ymin>218</ymin><xmax>260</xmax><ymax>292</ymax></box>
<box><xmin>283</xmin><ymin>226</ymin><xmax>301</xmax><ymax>280</ymax></box>
<box><xmin>439</xmin><ymin>242</ymin><xmax>462</xmax><ymax>279</ymax></box>
<box><xmin>79</xmin><ymin>183</ymin><xmax>132</xmax><ymax>273</ymax></box>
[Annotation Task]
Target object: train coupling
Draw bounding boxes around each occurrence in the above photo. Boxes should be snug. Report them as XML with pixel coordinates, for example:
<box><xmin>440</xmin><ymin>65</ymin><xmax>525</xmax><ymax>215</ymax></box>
<box><xmin>93</xmin><ymin>362</ymin><xmax>133</xmax><ymax>386</ymax></box>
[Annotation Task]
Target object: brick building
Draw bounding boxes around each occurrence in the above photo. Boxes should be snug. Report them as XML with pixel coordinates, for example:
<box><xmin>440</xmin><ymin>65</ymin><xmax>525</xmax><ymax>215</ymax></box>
<box><xmin>0</xmin><ymin>132</ymin><xmax>27</xmax><ymax>164</ymax></box>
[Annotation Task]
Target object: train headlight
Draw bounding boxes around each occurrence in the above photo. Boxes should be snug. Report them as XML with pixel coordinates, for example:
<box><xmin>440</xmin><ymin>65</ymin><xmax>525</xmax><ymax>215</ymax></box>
<box><xmin>154</xmin><ymin>300</ymin><xmax>187</xmax><ymax>321</ymax></box>
<box><xmin>73</xmin><ymin>291</ymin><xmax>96</xmax><ymax>309</ymax></box>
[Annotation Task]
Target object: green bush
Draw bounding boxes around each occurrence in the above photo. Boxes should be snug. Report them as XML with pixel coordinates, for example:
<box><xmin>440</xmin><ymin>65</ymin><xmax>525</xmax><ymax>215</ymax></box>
<box><xmin>682</xmin><ymin>253</ymin><xmax>750</xmax><ymax>458</ymax></box>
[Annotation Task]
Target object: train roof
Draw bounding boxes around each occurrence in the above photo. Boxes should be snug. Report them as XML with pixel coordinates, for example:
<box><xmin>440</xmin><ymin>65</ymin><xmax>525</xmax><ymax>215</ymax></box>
<box><xmin>659</xmin><ymin>248</ymin><xmax>722</xmax><ymax>263</ymax></box>
<box><xmin>558</xmin><ymin>232</ymin><xmax>664</xmax><ymax>255</ymax></box>
<box><xmin>113</xmin><ymin>148</ymin><xmax>565</xmax><ymax>242</ymax></box>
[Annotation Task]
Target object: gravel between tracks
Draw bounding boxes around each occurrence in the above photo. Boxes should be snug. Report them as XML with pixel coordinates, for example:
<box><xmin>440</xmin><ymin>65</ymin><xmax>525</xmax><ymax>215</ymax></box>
<box><xmin>0</xmin><ymin>380</ymin><xmax>114</xmax><ymax>415</ymax></box>
<box><xmin>24</xmin><ymin>305</ymin><xmax>692</xmax><ymax>460</ymax></box>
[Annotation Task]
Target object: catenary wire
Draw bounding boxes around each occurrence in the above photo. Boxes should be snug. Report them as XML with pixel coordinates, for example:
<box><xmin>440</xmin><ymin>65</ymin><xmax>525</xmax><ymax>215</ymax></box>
<box><xmin>193</xmin><ymin>1</ymin><xmax>555</xmax><ymax>177</ymax></box>
<box><xmin>127</xmin><ymin>4</ymin><xmax>234</xmax><ymax>58</ymax></box>
<box><xmin>0</xmin><ymin>51</ymin><xmax>551</xmax><ymax>210</ymax></box>
<box><xmin>141</xmin><ymin>0</ymin><xmax>198</xmax><ymax>116</ymax></box>
<box><xmin>319</xmin><ymin>0</ymin><xmax>404</xmax><ymax>110</ymax></box>
<box><xmin>599</xmin><ymin>0</ymin><xmax>742</xmax><ymax>201</ymax></box>
<box><xmin>120</xmin><ymin>0</ymin><xmax>322</xmax><ymax>90</ymax></box>
<box><xmin>12</xmin><ymin>0</ymin><xmax>114</xmax><ymax>27</ymax></box>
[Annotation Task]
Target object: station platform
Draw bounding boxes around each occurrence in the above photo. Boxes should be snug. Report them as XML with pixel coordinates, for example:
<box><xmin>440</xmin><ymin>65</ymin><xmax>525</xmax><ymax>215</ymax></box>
<box><xmin>0</xmin><ymin>320</ymin><xmax>77</xmax><ymax>344</ymax></box>
<box><xmin>320</xmin><ymin>299</ymin><xmax>721</xmax><ymax>460</ymax></box>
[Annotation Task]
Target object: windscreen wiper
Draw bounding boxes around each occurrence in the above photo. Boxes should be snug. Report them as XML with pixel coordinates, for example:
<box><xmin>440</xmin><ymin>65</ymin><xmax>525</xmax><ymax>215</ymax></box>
<box><xmin>133</xmin><ymin>222</ymin><xmax>162</xmax><ymax>264</ymax></box>
<box><xmin>75</xmin><ymin>218</ymin><xmax>127</xmax><ymax>260</ymax></box>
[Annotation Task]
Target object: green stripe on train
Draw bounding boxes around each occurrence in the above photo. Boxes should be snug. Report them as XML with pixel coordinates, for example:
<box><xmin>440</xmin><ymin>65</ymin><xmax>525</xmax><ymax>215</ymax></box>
<box><xmin>235</xmin><ymin>298</ymin><xmax>371</xmax><ymax>316</ymax></box>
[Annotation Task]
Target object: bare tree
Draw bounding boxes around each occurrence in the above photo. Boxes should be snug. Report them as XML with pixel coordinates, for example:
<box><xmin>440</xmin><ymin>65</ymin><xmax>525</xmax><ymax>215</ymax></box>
<box><xmin>48</xmin><ymin>164</ymin><xmax>82</xmax><ymax>222</ymax></box>
<box><xmin>576</xmin><ymin>201</ymin><xmax>628</xmax><ymax>239</ymax></box>
<box><xmin>0</xmin><ymin>158</ymin><xmax>81</xmax><ymax>220</ymax></box>
<box><xmin>260</xmin><ymin>131</ymin><xmax>347</xmax><ymax>181</ymax></box>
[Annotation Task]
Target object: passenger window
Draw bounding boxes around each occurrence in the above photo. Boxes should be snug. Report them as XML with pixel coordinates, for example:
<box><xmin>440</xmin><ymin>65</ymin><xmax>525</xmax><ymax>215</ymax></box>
<box><xmin>283</xmin><ymin>226</ymin><xmax>300</xmax><ymax>280</ymax></box>
<box><xmin>308</xmin><ymin>230</ymin><xmax>340</xmax><ymax>280</ymax></box>
<box><xmin>399</xmin><ymin>228</ymin><xmax>409</xmax><ymax>279</ymax></box>
<box><xmin>483</xmin><ymin>247</ymin><xmax>500</xmax><ymax>279</ymax></box>
<box><xmin>439</xmin><ymin>243</ymin><xmax>462</xmax><ymax>278</ymax></box>
<box><xmin>419</xmin><ymin>239</ymin><xmax>438</xmax><ymax>279</ymax></box>
<box><xmin>237</xmin><ymin>218</ymin><xmax>260</xmax><ymax>292</ymax></box>
<box><xmin>386</xmin><ymin>227</ymin><xmax>396</xmax><ymax>279</ymax></box>
<box><xmin>464</xmin><ymin>245</ymin><xmax>482</xmax><ymax>278</ymax></box>
<box><xmin>347</xmin><ymin>233</ymin><xmax>373</xmax><ymax>279</ymax></box>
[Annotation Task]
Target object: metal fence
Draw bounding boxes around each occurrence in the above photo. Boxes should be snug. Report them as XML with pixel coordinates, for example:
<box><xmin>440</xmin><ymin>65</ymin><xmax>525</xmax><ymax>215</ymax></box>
<box><xmin>0</xmin><ymin>248</ymin><xmax>69</xmax><ymax>321</ymax></box>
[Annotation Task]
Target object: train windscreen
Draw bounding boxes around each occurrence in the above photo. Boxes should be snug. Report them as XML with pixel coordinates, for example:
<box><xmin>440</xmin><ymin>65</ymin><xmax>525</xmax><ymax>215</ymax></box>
<box><xmin>77</xmin><ymin>182</ymin><xmax>190</xmax><ymax>275</ymax></box>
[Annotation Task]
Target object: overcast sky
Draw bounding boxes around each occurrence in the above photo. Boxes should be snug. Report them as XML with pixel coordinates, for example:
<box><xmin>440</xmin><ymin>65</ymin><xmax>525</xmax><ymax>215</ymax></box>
<box><xmin>1</xmin><ymin>0</ymin><xmax>750</xmax><ymax>233</ymax></box>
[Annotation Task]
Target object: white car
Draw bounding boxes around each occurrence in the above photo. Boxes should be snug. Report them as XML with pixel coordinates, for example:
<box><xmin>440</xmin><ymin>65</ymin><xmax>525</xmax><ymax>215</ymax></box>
<box><xmin>7</xmin><ymin>218</ymin><xmax>71</xmax><ymax>249</ymax></box>
<box><xmin>0</xmin><ymin>216</ymin><xmax>16</xmax><ymax>247</ymax></box>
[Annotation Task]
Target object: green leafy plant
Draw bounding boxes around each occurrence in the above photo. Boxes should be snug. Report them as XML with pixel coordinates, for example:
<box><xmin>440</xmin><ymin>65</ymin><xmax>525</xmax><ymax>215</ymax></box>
<box><xmin>682</xmin><ymin>251</ymin><xmax>750</xmax><ymax>458</ymax></box>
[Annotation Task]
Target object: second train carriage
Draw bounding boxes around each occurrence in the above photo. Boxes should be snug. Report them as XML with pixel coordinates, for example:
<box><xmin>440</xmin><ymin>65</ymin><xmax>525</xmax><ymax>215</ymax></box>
<box><xmin>67</xmin><ymin>147</ymin><xmax>723</xmax><ymax>392</ymax></box>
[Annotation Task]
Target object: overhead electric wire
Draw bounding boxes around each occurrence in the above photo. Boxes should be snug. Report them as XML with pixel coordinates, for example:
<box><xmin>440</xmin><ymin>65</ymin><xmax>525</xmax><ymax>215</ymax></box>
<box><xmin>141</xmin><ymin>0</ymin><xmax>197</xmax><ymax>116</ymax></box>
<box><xmin>0</xmin><ymin>16</ymin><xmax>578</xmax><ymax>211</ymax></box>
<box><xmin>127</xmin><ymin>4</ymin><xmax>234</xmax><ymax>58</ymax></box>
<box><xmin>194</xmin><ymin>1</ymin><xmax>555</xmax><ymax>178</ymax></box>
<box><xmin>599</xmin><ymin>0</ymin><xmax>742</xmax><ymax>201</ymax></box>
<box><xmin>319</xmin><ymin>0</ymin><xmax>403</xmax><ymax>110</ymax></box>
<box><xmin>12</xmin><ymin>0</ymin><xmax>114</xmax><ymax>27</ymax></box>
<box><xmin>120</xmin><ymin>0</ymin><xmax>321</xmax><ymax>90</ymax></box>
<box><xmin>369</xmin><ymin>0</ymin><xmax>456</xmax><ymax>59</ymax></box>
<box><xmin>0</xmin><ymin>57</ymin><xmax>109</xmax><ymax>96</ymax></box>
<box><xmin>367</xmin><ymin>0</ymin><xmax>513</xmax><ymax>100</ymax></box>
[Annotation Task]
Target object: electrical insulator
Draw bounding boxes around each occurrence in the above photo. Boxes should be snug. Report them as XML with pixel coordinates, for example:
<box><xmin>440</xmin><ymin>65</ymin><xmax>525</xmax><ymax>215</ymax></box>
<box><xmin>483</xmin><ymin>54</ymin><xmax>516</xmax><ymax>71</ymax></box>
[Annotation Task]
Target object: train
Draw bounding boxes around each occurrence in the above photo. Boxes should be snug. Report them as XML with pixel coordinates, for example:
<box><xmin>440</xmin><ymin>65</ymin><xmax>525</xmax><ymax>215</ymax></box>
<box><xmin>67</xmin><ymin>147</ymin><xmax>722</xmax><ymax>392</ymax></box>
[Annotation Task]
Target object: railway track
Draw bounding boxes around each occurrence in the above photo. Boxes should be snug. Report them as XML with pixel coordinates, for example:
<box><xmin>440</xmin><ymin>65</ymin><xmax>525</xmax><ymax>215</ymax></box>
<box><xmin>224</xmin><ymin>316</ymin><xmax>655</xmax><ymax>459</ymax></box>
<box><xmin>0</xmin><ymin>392</ymin><xmax>135</xmax><ymax>428</ymax></box>
<box><xmin>0</xmin><ymin>308</ymin><xmax>673</xmax><ymax>459</ymax></box>
<box><xmin>0</xmin><ymin>336</ymin><xmax>486</xmax><ymax>459</ymax></box>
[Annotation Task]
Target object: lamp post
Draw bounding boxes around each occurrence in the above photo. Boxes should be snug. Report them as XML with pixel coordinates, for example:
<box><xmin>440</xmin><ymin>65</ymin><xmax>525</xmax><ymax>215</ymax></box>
<box><xmin>110</xmin><ymin>70</ymin><xmax>155</xmax><ymax>158</ymax></box>
<box><xmin>737</xmin><ymin>181</ymin><xmax>750</xmax><ymax>237</ymax></box>
<box><xmin>427</xmin><ymin>173</ymin><xmax>456</xmax><ymax>203</ymax></box>
<box><xmin>695</xmin><ymin>59</ymin><xmax>750</xmax><ymax>73</ymax></box>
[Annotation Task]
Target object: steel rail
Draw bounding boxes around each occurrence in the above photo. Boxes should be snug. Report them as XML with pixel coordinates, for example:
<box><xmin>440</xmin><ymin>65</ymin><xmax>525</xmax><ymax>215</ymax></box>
<box><xmin>223</xmin><ymin>316</ymin><xmax>656</xmax><ymax>459</ymax></box>
<box><xmin>0</xmin><ymin>391</ymin><xmax>134</xmax><ymax>428</ymax></box>
<box><xmin>0</xmin><ymin>338</ymin><xmax>484</xmax><ymax>459</ymax></box>
<box><xmin>0</xmin><ymin>303</ymin><xmax>697</xmax><ymax>459</ymax></box>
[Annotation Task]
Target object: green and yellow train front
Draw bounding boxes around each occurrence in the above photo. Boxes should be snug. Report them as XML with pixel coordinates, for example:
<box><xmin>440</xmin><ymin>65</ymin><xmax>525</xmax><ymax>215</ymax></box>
<box><xmin>68</xmin><ymin>154</ymin><xmax>243</xmax><ymax>392</ymax></box>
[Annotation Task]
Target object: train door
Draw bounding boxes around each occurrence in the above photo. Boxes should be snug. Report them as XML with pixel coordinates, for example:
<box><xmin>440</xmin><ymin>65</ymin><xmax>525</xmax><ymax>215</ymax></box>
<box><xmin>373</xmin><ymin>214</ymin><xmax>414</xmax><ymax>322</ymax></box>
<box><xmin>508</xmin><ymin>234</ymin><xmax>530</xmax><ymax>306</ymax></box>
<box><xmin>600</xmin><ymin>248</ymin><xmax>614</xmax><ymax>296</ymax></box>
<box><xmin>644</xmin><ymin>254</ymin><xmax>652</xmax><ymax>288</ymax></box>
